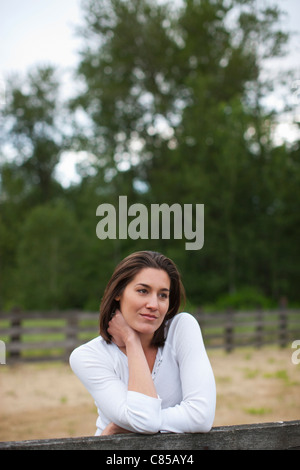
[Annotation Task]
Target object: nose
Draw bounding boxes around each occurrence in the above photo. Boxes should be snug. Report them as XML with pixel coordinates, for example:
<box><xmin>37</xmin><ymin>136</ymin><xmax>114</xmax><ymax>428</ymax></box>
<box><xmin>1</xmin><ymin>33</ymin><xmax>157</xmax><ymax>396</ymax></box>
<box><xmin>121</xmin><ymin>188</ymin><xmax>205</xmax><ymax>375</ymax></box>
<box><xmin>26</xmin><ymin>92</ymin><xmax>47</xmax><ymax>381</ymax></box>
<box><xmin>146</xmin><ymin>293</ymin><xmax>159</xmax><ymax>310</ymax></box>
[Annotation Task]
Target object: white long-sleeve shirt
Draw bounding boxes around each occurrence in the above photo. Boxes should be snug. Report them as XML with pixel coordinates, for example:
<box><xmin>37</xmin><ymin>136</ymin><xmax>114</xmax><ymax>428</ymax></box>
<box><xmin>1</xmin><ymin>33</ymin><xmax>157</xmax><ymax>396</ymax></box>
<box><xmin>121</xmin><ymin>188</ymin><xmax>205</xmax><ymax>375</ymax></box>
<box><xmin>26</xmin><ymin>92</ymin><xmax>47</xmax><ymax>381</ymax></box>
<box><xmin>69</xmin><ymin>312</ymin><xmax>216</xmax><ymax>435</ymax></box>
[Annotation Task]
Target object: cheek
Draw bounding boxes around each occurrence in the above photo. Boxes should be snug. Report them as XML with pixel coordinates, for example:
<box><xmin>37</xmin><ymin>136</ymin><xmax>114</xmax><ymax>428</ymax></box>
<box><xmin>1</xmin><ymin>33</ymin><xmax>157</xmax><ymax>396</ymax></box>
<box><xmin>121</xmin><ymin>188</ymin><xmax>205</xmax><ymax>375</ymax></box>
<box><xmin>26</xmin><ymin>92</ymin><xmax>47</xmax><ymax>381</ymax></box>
<box><xmin>119</xmin><ymin>293</ymin><xmax>140</xmax><ymax>314</ymax></box>
<box><xmin>159</xmin><ymin>302</ymin><xmax>169</xmax><ymax>320</ymax></box>
<box><xmin>162</xmin><ymin>299</ymin><xmax>170</xmax><ymax>314</ymax></box>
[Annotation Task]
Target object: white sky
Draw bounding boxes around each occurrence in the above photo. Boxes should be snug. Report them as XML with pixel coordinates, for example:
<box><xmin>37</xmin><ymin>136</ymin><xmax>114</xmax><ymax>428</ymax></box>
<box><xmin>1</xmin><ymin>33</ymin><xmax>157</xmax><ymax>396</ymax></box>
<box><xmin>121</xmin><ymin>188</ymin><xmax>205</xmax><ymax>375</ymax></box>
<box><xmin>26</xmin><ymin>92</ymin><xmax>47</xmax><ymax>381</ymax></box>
<box><xmin>0</xmin><ymin>0</ymin><xmax>298</xmax><ymax>75</ymax></box>
<box><xmin>0</xmin><ymin>0</ymin><xmax>299</xmax><ymax>186</ymax></box>
<box><xmin>0</xmin><ymin>0</ymin><xmax>82</xmax><ymax>74</ymax></box>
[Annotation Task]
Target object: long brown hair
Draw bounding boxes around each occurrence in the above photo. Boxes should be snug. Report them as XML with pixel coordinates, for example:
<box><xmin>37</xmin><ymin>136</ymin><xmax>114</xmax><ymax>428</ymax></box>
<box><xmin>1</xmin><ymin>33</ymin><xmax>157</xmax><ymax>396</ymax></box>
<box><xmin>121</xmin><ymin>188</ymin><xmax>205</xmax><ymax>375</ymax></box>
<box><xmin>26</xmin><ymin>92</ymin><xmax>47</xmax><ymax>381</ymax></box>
<box><xmin>99</xmin><ymin>251</ymin><xmax>185</xmax><ymax>347</ymax></box>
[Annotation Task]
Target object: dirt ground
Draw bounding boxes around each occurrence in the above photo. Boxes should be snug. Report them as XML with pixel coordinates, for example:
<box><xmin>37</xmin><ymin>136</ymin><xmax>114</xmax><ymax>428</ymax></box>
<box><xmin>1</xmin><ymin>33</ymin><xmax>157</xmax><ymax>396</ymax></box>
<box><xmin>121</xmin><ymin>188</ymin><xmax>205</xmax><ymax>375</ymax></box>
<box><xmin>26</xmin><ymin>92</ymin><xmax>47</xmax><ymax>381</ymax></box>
<box><xmin>0</xmin><ymin>346</ymin><xmax>299</xmax><ymax>442</ymax></box>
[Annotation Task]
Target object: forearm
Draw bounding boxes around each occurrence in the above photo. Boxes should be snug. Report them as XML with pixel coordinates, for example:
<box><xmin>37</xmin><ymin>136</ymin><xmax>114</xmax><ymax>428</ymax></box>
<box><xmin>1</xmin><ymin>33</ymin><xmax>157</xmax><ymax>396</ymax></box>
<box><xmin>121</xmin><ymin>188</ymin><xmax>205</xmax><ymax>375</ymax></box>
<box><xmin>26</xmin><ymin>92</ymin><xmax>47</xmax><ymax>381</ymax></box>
<box><xmin>101</xmin><ymin>422</ymin><xmax>133</xmax><ymax>435</ymax></box>
<box><xmin>70</xmin><ymin>335</ymin><xmax>161</xmax><ymax>435</ymax></box>
<box><xmin>160</xmin><ymin>395</ymin><xmax>215</xmax><ymax>433</ymax></box>
<box><xmin>125</xmin><ymin>337</ymin><xmax>157</xmax><ymax>399</ymax></box>
<box><xmin>107</xmin><ymin>309</ymin><xmax>159</xmax><ymax>404</ymax></box>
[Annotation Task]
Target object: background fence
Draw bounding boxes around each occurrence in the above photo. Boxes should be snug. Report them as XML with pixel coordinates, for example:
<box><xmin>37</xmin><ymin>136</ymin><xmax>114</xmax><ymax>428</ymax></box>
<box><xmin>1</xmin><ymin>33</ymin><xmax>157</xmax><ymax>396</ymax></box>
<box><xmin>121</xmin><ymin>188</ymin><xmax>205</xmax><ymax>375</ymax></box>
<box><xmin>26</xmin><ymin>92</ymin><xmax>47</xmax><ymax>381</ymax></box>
<box><xmin>0</xmin><ymin>308</ymin><xmax>300</xmax><ymax>362</ymax></box>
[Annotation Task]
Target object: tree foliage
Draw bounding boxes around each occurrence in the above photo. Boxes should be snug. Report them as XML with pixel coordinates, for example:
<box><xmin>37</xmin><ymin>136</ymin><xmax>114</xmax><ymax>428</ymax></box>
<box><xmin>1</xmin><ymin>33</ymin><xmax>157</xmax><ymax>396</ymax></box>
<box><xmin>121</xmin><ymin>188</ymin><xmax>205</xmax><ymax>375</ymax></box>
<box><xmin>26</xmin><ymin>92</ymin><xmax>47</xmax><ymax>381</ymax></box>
<box><xmin>0</xmin><ymin>0</ymin><xmax>299</xmax><ymax>311</ymax></box>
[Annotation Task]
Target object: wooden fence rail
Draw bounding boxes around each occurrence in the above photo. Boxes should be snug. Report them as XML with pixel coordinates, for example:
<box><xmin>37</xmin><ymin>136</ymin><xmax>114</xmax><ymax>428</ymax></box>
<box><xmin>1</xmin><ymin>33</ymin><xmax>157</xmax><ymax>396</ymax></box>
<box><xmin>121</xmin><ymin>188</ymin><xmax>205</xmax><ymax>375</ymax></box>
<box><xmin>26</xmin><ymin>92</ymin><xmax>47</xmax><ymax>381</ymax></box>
<box><xmin>0</xmin><ymin>421</ymin><xmax>299</xmax><ymax>450</ymax></box>
<box><xmin>0</xmin><ymin>308</ymin><xmax>300</xmax><ymax>362</ymax></box>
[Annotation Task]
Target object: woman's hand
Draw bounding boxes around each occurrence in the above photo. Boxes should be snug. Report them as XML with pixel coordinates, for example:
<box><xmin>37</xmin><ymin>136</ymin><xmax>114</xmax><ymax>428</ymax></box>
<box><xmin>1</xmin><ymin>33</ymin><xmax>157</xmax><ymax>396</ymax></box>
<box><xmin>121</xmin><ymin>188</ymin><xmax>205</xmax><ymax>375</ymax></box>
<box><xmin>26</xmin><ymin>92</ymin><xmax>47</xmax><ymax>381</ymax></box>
<box><xmin>107</xmin><ymin>309</ymin><xmax>139</xmax><ymax>349</ymax></box>
<box><xmin>108</xmin><ymin>310</ymin><xmax>158</xmax><ymax>399</ymax></box>
<box><xmin>101</xmin><ymin>422</ymin><xmax>132</xmax><ymax>436</ymax></box>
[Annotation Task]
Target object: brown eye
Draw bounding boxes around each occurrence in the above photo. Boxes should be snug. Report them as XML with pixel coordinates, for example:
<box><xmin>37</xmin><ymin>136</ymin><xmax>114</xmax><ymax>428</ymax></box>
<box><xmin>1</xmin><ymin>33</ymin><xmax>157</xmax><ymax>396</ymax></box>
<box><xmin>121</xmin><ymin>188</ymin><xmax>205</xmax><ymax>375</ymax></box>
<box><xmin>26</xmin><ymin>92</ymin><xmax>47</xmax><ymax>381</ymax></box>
<box><xmin>137</xmin><ymin>288</ymin><xmax>147</xmax><ymax>294</ymax></box>
<box><xmin>159</xmin><ymin>292</ymin><xmax>168</xmax><ymax>299</ymax></box>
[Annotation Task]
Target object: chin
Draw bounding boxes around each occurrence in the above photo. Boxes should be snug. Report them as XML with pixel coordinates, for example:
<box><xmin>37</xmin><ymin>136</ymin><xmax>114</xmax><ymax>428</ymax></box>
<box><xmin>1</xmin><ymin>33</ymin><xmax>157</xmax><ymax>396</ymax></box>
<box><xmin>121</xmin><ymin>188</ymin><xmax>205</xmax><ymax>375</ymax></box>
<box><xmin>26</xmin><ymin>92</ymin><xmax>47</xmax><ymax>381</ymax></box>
<box><xmin>135</xmin><ymin>323</ymin><xmax>158</xmax><ymax>336</ymax></box>
<box><xmin>137</xmin><ymin>325</ymin><xmax>156</xmax><ymax>334</ymax></box>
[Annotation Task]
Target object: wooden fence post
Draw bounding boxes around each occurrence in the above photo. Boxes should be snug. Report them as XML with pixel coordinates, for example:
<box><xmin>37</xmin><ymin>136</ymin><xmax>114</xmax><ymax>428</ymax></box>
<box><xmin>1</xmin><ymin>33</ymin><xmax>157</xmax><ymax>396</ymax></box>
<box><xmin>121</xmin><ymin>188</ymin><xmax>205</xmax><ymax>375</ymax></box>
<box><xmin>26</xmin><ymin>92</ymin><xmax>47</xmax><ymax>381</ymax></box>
<box><xmin>65</xmin><ymin>312</ymin><xmax>79</xmax><ymax>361</ymax></box>
<box><xmin>10</xmin><ymin>307</ymin><xmax>21</xmax><ymax>361</ymax></box>
<box><xmin>225</xmin><ymin>309</ymin><xmax>234</xmax><ymax>352</ymax></box>
<box><xmin>255</xmin><ymin>308</ymin><xmax>263</xmax><ymax>348</ymax></box>
<box><xmin>279</xmin><ymin>298</ymin><xmax>288</xmax><ymax>348</ymax></box>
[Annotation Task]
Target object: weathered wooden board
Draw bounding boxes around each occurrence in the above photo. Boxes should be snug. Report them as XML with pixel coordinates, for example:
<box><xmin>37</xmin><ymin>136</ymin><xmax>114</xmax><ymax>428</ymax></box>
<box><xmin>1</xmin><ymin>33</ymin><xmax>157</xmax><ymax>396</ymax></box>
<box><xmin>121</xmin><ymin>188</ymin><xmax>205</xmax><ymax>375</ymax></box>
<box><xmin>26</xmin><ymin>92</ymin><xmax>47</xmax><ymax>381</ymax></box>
<box><xmin>0</xmin><ymin>421</ymin><xmax>299</xmax><ymax>450</ymax></box>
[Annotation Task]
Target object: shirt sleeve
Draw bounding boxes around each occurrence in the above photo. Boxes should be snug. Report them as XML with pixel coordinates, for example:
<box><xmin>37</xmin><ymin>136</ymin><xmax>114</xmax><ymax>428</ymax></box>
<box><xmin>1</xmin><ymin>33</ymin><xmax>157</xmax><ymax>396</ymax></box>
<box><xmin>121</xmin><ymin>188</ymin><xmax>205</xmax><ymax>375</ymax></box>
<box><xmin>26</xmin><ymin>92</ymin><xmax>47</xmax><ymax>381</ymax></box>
<box><xmin>69</xmin><ymin>342</ymin><xmax>162</xmax><ymax>434</ymax></box>
<box><xmin>160</xmin><ymin>313</ymin><xmax>216</xmax><ymax>433</ymax></box>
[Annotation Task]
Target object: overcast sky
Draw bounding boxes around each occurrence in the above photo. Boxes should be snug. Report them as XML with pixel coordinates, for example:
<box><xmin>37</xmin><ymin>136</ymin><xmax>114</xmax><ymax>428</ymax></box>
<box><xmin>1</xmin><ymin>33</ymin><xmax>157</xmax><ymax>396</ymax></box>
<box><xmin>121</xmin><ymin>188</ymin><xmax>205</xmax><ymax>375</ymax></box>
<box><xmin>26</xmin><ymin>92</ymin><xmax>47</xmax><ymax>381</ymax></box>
<box><xmin>0</xmin><ymin>0</ymin><xmax>299</xmax><ymax>185</ymax></box>
<box><xmin>0</xmin><ymin>0</ymin><xmax>299</xmax><ymax>76</ymax></box>
<box><xmin>0</xmin><ymin>0</ymin><xmax>82</xmax><ymax>75</ymax></box>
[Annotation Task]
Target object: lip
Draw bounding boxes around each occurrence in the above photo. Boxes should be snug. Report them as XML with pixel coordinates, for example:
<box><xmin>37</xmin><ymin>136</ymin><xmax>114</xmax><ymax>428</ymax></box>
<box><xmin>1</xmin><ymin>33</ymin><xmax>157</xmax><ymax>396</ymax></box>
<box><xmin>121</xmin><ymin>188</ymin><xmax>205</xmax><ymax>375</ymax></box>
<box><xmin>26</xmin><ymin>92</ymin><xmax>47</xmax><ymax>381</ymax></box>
<box><xmin>139</xmin><ymin>313</ymin><xmax>158</xmax><ymax>321</ymax></box>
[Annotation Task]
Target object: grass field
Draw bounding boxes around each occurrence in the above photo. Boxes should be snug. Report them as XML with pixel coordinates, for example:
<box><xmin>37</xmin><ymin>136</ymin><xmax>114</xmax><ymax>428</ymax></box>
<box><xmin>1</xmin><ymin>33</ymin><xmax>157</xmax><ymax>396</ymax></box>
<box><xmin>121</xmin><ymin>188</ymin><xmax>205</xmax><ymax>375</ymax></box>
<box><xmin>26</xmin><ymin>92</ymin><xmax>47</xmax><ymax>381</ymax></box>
<box><xmin>0</xmin><ymin>345</ymin><xmax>299</xmax><ymax>442</ymax></box>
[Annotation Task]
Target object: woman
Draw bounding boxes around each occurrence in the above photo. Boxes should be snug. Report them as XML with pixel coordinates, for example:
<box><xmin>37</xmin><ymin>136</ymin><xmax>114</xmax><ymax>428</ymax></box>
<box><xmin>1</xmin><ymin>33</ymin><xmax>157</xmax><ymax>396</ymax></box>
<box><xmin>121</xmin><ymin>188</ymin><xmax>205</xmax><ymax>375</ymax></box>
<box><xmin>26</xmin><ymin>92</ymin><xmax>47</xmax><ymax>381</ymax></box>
<box><xmin>70</xmin><ymin>250</ymin><xmax>216</xmax><ymax>435</ymax></box>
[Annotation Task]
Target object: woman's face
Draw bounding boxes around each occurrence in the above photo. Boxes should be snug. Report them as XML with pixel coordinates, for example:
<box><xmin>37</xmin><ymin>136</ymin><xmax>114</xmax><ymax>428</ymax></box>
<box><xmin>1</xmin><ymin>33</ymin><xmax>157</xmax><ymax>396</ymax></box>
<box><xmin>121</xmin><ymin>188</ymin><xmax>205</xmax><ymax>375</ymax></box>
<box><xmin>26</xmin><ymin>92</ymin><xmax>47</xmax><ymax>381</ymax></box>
<box><xmin>116</xmin><ymin>267</ymin><xmax>170</xmax><ymax>340</ymax></box>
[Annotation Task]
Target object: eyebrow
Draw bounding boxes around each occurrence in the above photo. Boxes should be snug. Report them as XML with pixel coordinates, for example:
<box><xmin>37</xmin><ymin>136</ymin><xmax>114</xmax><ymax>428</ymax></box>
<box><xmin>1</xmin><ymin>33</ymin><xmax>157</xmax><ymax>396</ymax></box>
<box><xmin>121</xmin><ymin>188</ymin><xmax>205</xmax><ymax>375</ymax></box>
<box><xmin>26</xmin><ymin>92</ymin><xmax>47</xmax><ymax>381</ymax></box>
<box><xmin>135</xmin><ymin>283</ymin><xmax>170</xmax><ymax>292</ymax></box>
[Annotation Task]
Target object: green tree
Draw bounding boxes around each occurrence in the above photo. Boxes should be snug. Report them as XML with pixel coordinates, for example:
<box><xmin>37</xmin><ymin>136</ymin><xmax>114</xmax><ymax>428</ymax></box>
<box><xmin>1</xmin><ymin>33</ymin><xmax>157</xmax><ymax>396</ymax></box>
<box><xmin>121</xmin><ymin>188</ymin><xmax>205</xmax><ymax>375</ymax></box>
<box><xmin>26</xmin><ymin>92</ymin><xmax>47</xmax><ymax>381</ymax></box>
<box><xmin>2</xmin><ymin>65</ymin><xmax>67</xmax><ymax>203</ymax></box>
<box><xmin>1</xmin><ymin>0</ymin><xmax>298</xmax><ymax>311</ymax></box>
<box><xmin>0</xmin><ymin>65</ymin><xmax>70</xmax><ymax>309</ymax></box>
<box><xmin>14</xmin><ymin>201</ymin><xmax>86</xmax><ymax>310</ymax></box>
<box><xmin>72</xmin><ymin>0</ymin><xmax>297</xmax><ymax>305</ymax></box>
